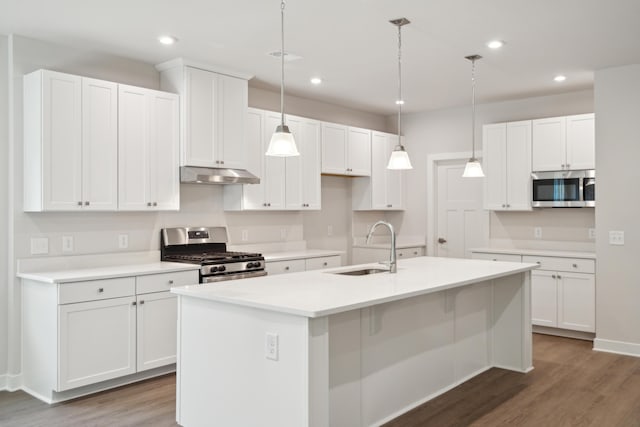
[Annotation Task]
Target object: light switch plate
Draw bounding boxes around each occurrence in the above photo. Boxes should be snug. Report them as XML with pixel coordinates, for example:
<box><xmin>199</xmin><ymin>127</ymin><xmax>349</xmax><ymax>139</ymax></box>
<box><xmin>30</xmin><ymin>237</ymin><xmax>49</xmax><ymax>255</ymax></box>
<box><xmin>118</xmin><ymin>234</ymin><xmax>129</xmax><ymax>249</ymax></box>
<box><xmin>588</xmin><ymin>228</ymin><xmax>596</xmax><ymax>240</ymax></box>
<box><xmin>534</xmin><ymin>227</ymin><xmax>542</xmax><ymax>239</ymax></box>
<box><xmin>609</xmin><ymin>230</ymin><xmax>625</xmax><ymax>246</ymax></box>
<box><xmin>265</xmin><ymin>332</ymin><xmax>279</xmax><ymax>361</ymax></box>
<box><xmin>62</xmin><ymin>235</ymin><xmax>74</xmax><ymax>253</ymax></box>
<box><xmin>241</xmin><ymin>229</ymin><xmax>249</xmax><ymax>242</ymax></box>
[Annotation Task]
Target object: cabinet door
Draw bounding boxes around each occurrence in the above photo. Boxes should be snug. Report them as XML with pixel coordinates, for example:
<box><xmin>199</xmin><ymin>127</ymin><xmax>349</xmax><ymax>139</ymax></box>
<box><xmin>505</xmin><ymin>120</ymin><xmax>532</xmax><ymax>211</ymax></box>
<box><xmin>184</xmin><ymin>67</ymin><xmax>218</xmax><ymax>167</ymax></box>
<box><xmin>558</xmin><ymin>272</ymin><xmax>595</xmax><ymax>332</ymax></box>
<box><xmin>285</xmin><ymin>117</ymin><xmax>304</xmax><ymax>209</ymax></box>
<box><xmin>305</xmin><ymin>255</ymin><xmax>341</xmax><ymax>271</ymax></box>
<box><xmin>265</xmin><ymin>259</ymin><xmax>306</xmax><ymax>275</ymax></box>
<box><xmin>566</xmin><ymin>114</ymin><xmax>595</xmax><ymax>170</ymax></box>
<box><xmin>82</xmin><ymin>78</ymin><xmax>118</xmax><ymax>210</ymax></box>
<box><xmin>531</xmin><ymin>270</ymin><xmax>558</xmax><ymax>327</ymax></box>
<box><xmin>238</xmin><ymin>108</ymin><xmax>266</xmax><ymax>209</ymax></box>
<box><xmin>300</xmin><ymin>119</ymin><xmax>322</xmax><ymax>209</ymax></box>
<box><xmin>118</xmin><ymin>85</ymin><xmax>151</xmax><ymax>210</ymax></box>
<box><xmin>532</xmin><ymin>117</ymin><xmax>566</xmax><ymax>171</ymax></box>
<box><xmin>137</xmin><ymin>292</ymin><xmax>178</xmax><ymax>371</ymax></box>
<box><xmin>58</xmin><ymin>296</ymin><xmax>136</xmax><ymax>391</ymax></box>
<box><xmin>347</xmin><ymin>127</ymin><xmax>371</xmax><ymax>176</ymax></box>
<box><xmin>483</xmin><ymin>123</ymin><xmax>507</xmax><ymax>210</ymax></box>
<box><xmin>149</xmin><ymin>90</ymin><xmax>180</xmax><ymax>210</ymax></box>
<box><xmin>369</xmin><ymin>132</ymin><xmax>388</xmax><ymax>209</ymax></box>
<box><xmin>218</xmin><ymin>75</ymin><xmax>247</xmax><ymax>169</ymax></box>
<box><xmin>42</xmin><ymin>71</ymin><xmax>83</xmax><ymax>211</ymax></box>
<box><xmin>262</xmin><ymin>112</ymin><xmax>286</xmax><ymax>209</ymax></box>
<box><xmin>321</xmin><ymin>123</ymin><xmax>348</xmax><ymax>174</ymax></box>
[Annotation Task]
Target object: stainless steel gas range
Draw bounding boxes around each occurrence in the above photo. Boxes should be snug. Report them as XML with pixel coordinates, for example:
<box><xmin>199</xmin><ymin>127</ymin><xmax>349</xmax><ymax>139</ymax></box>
<box><xmin>161</xmin><ymin>227</ymin><xmax>267</xmax><ymax>283</ymax></box>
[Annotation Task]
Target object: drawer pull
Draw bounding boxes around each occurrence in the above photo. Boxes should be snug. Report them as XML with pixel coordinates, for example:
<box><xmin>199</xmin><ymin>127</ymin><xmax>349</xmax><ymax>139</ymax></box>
<box><xmin>168</xmin><ymin>280</ymin><xmax>174</xmax><ymax>285</ymax></box>
<box><xmin>492</xmin><ymin>258</ymin><xmax>497</xmax><ymax>261</ymax></box>
<box><xmin>557</xmin><ymin>274</ymin><xmax>562</xmax><ymax>279</ymax></box>
<box><xmin>399</xmin><ymin>253</ymin><xmax>403</xmax><ymax>257</ymax></box>
<box><xmin>572</xmin><ymin>263</ymin><xmax>578</xmax><ymax>268</ymax></box>
<box><xmin>552</xmin><ymin>274</ymin><xmax>556</xmax><ymax>279</ymax></box>
<box><xmin>413</xmin><ymin>251</ymin><xmax>418</xmax><ymax>255</ymax></box>
<box><xmin>140</xmin><ymin>300</ymin><xmax>145</xmax><ymax>305</ymax></box>
<box><xmin>285</xmin><ymin>266</ymin><xmax>290</xmax><ymax>271</ymax></box>
<box><xmin>98</xmin><ymin>288</ymin><xmax>104</xmax><ymax>293</ymax></box>
<box><xmin>132</xmin><ymin>301</ymin><xmax>137</xmax><ymax>306</ymax></box>
<box><xmin>323</xmin><ymin>262</ymin><xmax>328</xmax><ymax>266</ymax></box>
<box><xmin>536</xmin><ymin>261</ymin><xmax>541</xmax><ymax>265</ymax></box>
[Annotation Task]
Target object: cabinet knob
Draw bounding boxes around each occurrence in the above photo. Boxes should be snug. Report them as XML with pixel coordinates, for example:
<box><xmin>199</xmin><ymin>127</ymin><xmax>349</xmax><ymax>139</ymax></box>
<box><xmin>263</xmin><ymin>203</ymin><xmax>267</xmax><ymax>207</ymax></box>
<box><xmin>493</xmin><ymin>259</ymin><xmax>497</xmax><ymax>261</ymax></box>
<box><xmin>268</xmin><ymin>203</ymin><xmax>271</xmax><ymax>207</ymax></box>
<box><xmin>536</xmin><ymin>261</ymin><xmax>541</xmax><ymax>265</ymax></box>
<box><xmin>140</xmin><ymin>300</ymin><xmax>145</xmax><ymax>305</ymax></box>
<box><xmin>399</xmin><ymin>253</ymin><xmax>403</xmax><ymax>257</ymax></box>
<box><xmin>566</xmin><ymin>164</ymin><xmax>570</xmax><ymax>168</ymax></box>
<box><xmin>437</xmin><ymin>237</ymin><xmax>447</xmax><ymax>244</ymax></box>
<box><xmin>552</xmin><ymin>274</ymin><xmax>556</xmax><ymax>279</ymax></box>
<box><xmin>502</xmin><ymin>204</ymin><xmax>506</xmax><ymax>208</ymax></box>
<box><xmin>323</xmin><ymin>262</ymin><xmax>328</xmax><ymax>266</ymax></box>
<box><xmin>215</xmin><ymin>160</ymin><xmax>220</xmax><ymax>164</ymax></box>
<box><xmin>147</xmin><ymin>202</ymin><xmax>152</xmax><ymax>207</ymax></box>
<box><xmin>285</xmin><ymin>266</ymin><xmax>290</xmax><ymax>271</ymax></box>
<box><xmin>153</xmin><ymin>202</ymin><xmax>158</xmax><ymax>207</ymax></box>
<box><xmin>98</xmin><ymin>287</ymin><xmax>104</xmax><ymax>293</ymax></box>
<box><xmin>506</xmin><ymin>204</ymin><xmax>510</xmax><ymax>208</ymax></box>
<box><xmin>84</xmin><ymin>201</ymin><xmax>90</xmax><ymax>206</ymax></box>
<box><xmin>387</xmin><ymin>204</ymin><xmax>392</xmax><ymax>208</ymax></box>
<box><xmin>414</xmin><ymin>251</ymin><xmax>418</xmax><ymax>255</ymax></box>
<box><xmin>132</xmin><ymin>301</ymin><xmax>137</xmax><ymax>306</ymax></box>
<box><xmin>572</xmin><ymin>263</ymin><xmax>578</xmax><ymax>268</ymax></box>
<box><xmin>168</xmin><ymin>280</ymin><xmax>174</xmax><ymax>284</ymax></box>
<box><xmin>221</xmin><ymin>160</ymin><xmax>225</xmax><ymax>165</ymax></box>
<box><xmin>78</xmin><ymin>201</ymin><xmax>83</xmax><ymax>206</ymax></box>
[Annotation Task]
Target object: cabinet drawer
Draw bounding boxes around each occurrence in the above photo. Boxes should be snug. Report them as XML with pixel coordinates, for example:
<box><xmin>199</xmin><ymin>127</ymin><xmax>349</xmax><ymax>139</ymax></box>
<box><xmin>472</xmin><ymin>252</ymin><xmax>522</xmax><ymax>262</ymax></box>
<box><xmin>305</xmin><ymin>256</ymin><xmax>341</xmax><ymax>271</ymax></box>
<box><xmin>522</xmin><ymin>256</ymin><xmax>594</xmax><ymax>273</ymax></box>
<box><xmin>266</xmin><ymin>259</ymin><xmax>306</xmax><ymax>275</ymax></box>
<box><xmin>136</xmin><ymin>270</ymin><xmax>199</xmax><ymax>294</ymax></box>
<box><xmin>59</xmin><ymin>277</ymin><xmax>135</xmax><ymax>304</ymax></box>
<box><xmin>397</xmin><ymin>247</ymin><xmax>425</xmax><ymax>259</ymax></box>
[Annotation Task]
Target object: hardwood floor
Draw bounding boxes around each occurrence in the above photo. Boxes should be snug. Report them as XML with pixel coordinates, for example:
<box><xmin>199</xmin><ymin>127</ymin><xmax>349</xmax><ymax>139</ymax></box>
<box><xmin>2</xmin><ymin>334</ymin><xmax>640</xmax><ymax>426</ymax></box>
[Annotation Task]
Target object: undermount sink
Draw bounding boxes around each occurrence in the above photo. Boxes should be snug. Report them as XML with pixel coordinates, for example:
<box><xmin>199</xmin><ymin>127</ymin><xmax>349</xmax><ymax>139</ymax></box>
<box><xmin>334</xmin><ymin>268</ymin><xmax>388</xmax><ymax>276</ymax></box>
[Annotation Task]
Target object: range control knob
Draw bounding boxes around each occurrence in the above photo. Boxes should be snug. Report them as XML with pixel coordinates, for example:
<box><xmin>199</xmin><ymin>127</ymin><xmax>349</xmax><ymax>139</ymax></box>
<box><xmin>246</xmin><ymin>262</ymin><xmax>254</xmax><ymax>268</ymax></box>
<box><xmin>254</xmin><ymin>261</ymin><xmax>261</xmax><ymax>268</ymax></box>
<box><xmin>210</xmin><ymin>266</ymin><xmax>219</xmax><ymax>273</ymax></box>
<box><xmin>218</xmin><ymin>265</ymin><xmax>226</xmax><ymax>272</ymax></box>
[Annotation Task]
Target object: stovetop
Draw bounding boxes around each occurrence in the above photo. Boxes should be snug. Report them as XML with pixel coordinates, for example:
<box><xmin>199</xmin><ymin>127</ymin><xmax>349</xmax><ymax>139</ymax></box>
<box><xmin>164</xmin><ymin>251</ymin><xmax>264</xmax><ymax>265</ymax></box>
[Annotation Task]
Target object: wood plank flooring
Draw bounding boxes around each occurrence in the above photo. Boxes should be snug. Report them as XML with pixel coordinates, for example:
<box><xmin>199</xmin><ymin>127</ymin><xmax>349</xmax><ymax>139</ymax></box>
<box><xmin>2</xmin><ymin>334</ymin><xmax>640</xmax><ymax>426</ymax></box>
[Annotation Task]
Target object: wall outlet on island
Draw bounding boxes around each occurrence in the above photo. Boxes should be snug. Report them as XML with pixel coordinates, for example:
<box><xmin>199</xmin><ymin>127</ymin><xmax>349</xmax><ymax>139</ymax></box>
<box><xmin>534</xmin><ymin>227</ymin><xmax>542</xmax><ymax>239</ymax></box>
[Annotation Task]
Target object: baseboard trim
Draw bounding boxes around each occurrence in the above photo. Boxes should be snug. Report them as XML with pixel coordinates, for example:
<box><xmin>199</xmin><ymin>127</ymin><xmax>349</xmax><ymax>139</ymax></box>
<box><xmin>533</xmin><ymin>325</ymin><xmax>595</xmax><ymax>341</ymax></box>
<box><xmin>0</xmin><ymin>373</ymin><xmax>23</xmax><ymax>392</ymax></box>
<box><xmin>593</xmin><ymin>338</ymin><xmax>640</xmax><ymax>358</ymax></box>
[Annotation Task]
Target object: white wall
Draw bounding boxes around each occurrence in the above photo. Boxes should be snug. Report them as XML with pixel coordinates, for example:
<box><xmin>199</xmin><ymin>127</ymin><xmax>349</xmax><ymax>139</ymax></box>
<box><xmin>2</xmin><ymin>35</ymin><xmax>389</xmax><ymax>381</ymax></box>
<box><xmin>390</xmin><ymin>90</ymin><xmax>595</xmax><ymax>249</ymax></box>
<box><xmin>593</xmin><ymin>64</ymin><xmax>640</xmax><ymax>352</ymax></box>
<box><xmin>0</xmin><ymin>34</ymin><xmax>9</xmax><ymax>384</ymax></box>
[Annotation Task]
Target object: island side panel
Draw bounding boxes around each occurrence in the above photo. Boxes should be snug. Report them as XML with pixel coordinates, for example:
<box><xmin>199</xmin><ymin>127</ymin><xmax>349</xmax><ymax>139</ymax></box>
<box><xmin>176</xmin><ymin>296</ymin><xmax>315</xmax><ymax>427</ymax></box>
<box><xmin>491</xmin><ymin>271</ymin><xmax>533</xmax><ymax>372</ymax></box>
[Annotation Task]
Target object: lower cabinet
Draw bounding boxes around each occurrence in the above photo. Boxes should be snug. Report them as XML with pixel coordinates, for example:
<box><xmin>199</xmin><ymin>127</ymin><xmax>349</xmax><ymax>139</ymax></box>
<box><xmin>266</xmin><ymin>255</ymin><xmax>342</xmax><ymax>275</ymax></box>
<box><xmin>352</xmin><ymin>246</ymin><xmax>425</xmax><ymax>265</ymax></box>
<box><xmin>22</xmin><ymin>268</ymin><xmax>198</xmax><ymax>399</ymax></box>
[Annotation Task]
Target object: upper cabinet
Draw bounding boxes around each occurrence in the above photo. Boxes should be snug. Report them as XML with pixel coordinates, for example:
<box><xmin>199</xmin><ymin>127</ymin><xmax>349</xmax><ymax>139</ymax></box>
<box><xmin>483</xmin><ymin>121</ymin><xmax>532</xmax><ymax>211</ymax></box>
<box><xmin>532</xmin><ymin>113</ymin><xmax>595</xmax><ymax>171</ymax></box>
<box><xmin>321</xmin><ymin>124</ymin><xmax>371</xmax><ymax>176</ymax></box>
<box><xmin>352</xmin><ymin>131</ymin><xmax>404</xmax><ymax>210</ymax></box>
<box><xmin>24</xmin><ymin>70</ymin><xmax>118</xmax><ymax>212</ymax></box>
<box><xmin>224</xmin><ymin>108</ymin><xmax>321</xmax><ymax>211</ymax></box>
<box><xmin>118</xmin><ymin>85</ymin><xmax>180</xmax><ymax>211</ymax></box>
<box><xmin>158</xmin><ymin>60</ymin><xmax>249</xmax><ymax>169</ymax></box>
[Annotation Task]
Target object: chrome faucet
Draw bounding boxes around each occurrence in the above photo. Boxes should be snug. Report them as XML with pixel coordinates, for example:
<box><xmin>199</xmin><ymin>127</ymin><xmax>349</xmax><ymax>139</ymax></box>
<box><xmin>366</xmin><ymin>220</ymin><xmax>397</xmax><ymax>273</ymax></box>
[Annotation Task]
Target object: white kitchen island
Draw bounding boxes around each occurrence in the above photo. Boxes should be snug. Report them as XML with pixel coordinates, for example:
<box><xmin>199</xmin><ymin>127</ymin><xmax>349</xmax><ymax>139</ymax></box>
<box><xmin>171</xmin><ymin>256</ymin><xmax>537</xmax><ymax>427</ymax></box>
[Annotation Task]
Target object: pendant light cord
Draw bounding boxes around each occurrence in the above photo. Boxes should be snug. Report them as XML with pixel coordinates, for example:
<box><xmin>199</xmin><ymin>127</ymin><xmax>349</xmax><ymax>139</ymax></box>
<box><xmin>397</xmin><ymin>24</ymin><xmax>403</xmax><ymax>148</ymax></box>
<box><xmin>471</xmin><ymin>57</ymin><xmax>476</xmax><ymax>158</ymax></box>
<box><xmin>280</xmin><ymin>0</ymin><xmax>286</xmax><ymax>127</ymax></box>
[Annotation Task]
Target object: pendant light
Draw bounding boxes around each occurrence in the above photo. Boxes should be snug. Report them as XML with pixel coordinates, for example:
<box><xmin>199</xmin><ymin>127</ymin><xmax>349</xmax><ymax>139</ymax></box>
<box><xmin>265</xmin><ymin>0</ymin><xmax>299</xmax><ymax>157</ymax></box>
<box><xmin>462</xmin><ymin>54</ymin><xmax>484</xmax><ymax>177</ymax></box>
<box><xmin>387</xmin><ymin>18</ymin><xmax>412</xmax><ymax>170</ymax></box>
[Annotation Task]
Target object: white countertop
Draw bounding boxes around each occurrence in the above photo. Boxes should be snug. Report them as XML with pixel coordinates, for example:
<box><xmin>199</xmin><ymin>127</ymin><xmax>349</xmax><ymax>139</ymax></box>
<box><xmin>263</xmin><ymin>249</ymin><xmax>343</xmax><ymax>262</ymax></box>
<box><xmin>172</xmin><ymin>256</ymin><xmax>537</xmax><ymax>318</ymax></box>
<box><xmin>17</xmin><ymin>262</ymin><xmax>200</xmax><ymax>284</ymax></box>
<box><xmin>470</xmin><ymin>247</ymin><xmax>596</xmax><ymax>259</ymax></box>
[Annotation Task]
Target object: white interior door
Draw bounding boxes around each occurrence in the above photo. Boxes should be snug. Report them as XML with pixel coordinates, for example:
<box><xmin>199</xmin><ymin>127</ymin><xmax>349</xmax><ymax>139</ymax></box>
<box><xmin>435</xmin><ymin>160</ymin><xmax>488</xmax><ymax>258</ymax></box>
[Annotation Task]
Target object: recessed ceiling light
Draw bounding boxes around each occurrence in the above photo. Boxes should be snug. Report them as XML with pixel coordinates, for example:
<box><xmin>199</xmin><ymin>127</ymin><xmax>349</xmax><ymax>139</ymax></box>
<box><xmin>310</xmin><ymin>77</ymin><xmax>322</xmax><ymax>85</ymax></box>
<box><xmin>158</xmin><ymin>35</ymin><xmax>178</xmax><ymax>45</ymax></box>
<box><xmin>554</xmin><ymin>75</ymin><xmax>567</xmax><ymax>82</ymax></box>
<box><xmin>487</xmin><ymin>40</ymin><xmax>505</xmax><ymax>49</ymax></box>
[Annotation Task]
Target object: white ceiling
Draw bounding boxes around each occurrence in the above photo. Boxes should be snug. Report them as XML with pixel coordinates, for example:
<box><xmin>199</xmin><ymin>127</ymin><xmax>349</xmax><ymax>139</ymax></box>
<box><xmin>2</xmin><ymin>0</ymin><xmax>640</xmax><ymax>115</ymax></box>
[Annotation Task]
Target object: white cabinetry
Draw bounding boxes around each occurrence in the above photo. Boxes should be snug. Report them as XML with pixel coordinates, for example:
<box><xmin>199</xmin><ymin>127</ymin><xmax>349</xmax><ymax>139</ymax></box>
<box><xmin>321</xmin><ymin>124</ymin><xmax>371</xmax><ymax>176</ymax></box>
<box><xmin>524</xmin><ymin>255</ymin><xmax>595</xmax><ymax>332</ymax></box>
<box><xmin>118</xmin><ymin>85</ymin><xmax>180</xmax><ymax>211</ymax></box>
<box><xmin>158</xmin><ymin>63</ymin><xmax>248</xmax><ymax>168</ymax></box>
<box><xmin>532</xmin><ymin>114</ymin><xmax>595</xmax><ymax>171</ymax></box>
<box><xmin>24</xmin><ymin>70</ymin><xmax>118</xmax><ymax>211</ymax></box>
<box><xmin>266</xmin><ymin>255</ymin><xmax>342</xmax><ymax>275</ymax></box>
<box><xmin>21</xmin><ymin>269</ymin><xmax>198</xmax><ymax>401</ymax></box>
<box><xmin>483</xmin><ymin>121</ymin><xmax>532</xmax><ymax>211</ymax></box>
<box><xmin>352</xmin><ymin>246</ymin><xmax>425</xmax><ymax>265</ymax></box>
<box><xmin>224</xmin><ymin>109</ymin><xmax>321</xmax><ymax>211</ymax></box>
<box><xmin>352</xmin><ymin>131</ymin><xmax>404</xmax><ymax>210</ymax></box>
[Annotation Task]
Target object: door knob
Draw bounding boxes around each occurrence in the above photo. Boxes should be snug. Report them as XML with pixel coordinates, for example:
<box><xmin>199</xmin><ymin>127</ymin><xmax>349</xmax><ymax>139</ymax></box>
<box><xmin>438</xmin><ymin>238</ymin><xmax>447</xmax><ymax>244</ymax></box>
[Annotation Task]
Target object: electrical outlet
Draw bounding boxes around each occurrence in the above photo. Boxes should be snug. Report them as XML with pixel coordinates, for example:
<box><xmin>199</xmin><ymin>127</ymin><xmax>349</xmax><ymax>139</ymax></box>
<box><xmin>241</xmin><ymin>229</ymin><xmax>249</xmax><ymax>242</ymax></box>
<box><xmin>609</xmin><ymin>230</ymin><xmax>625</xmax><ymax>246</ymax></box>
<box><xmin>327</xmin><ymin>225</ymin><xmax>333</xmax><ymax>236</ymax></box>
<box><xmin>62</xmin><ymin>235</ymin><xmax>74</xmax><ymax>253</ymax></box>
<box><xmin>118</xmin><ymin>234</ymin><xmax>129</xmax><ymax>249</ymax></box>
<box><xmin>265</xmin><ymin>332</ymin><xmax>279</xmax><ymax>361</ymax></box>
<box><xmin>534</xmin><ymin>227</ymin><xmax>542</xmax><ymax>239</ymax></box>
<box><xmin>30</xmin><ymin>237</ymin><xmax>49</xmax><ymax>255</ymax></box>
<box><xmin>588</xmin><ymin>228</ymin><xmax>596</xmax><ymax>240</ymax></box>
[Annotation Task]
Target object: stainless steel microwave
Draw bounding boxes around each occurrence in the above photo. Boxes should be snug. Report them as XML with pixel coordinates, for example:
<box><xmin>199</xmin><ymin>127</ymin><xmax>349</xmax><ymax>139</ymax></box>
<box><xmin>531</xmin><ymin>170</ymin><xmax>595</xmax><ymax>208</ymax></box>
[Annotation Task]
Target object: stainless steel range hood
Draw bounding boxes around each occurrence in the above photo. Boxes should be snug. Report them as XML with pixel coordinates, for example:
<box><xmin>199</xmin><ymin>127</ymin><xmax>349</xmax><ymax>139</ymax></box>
<box><xmin>180</xmin><ymin>166</ymin><xmax>260</xmax><ymax>185</ymax></box>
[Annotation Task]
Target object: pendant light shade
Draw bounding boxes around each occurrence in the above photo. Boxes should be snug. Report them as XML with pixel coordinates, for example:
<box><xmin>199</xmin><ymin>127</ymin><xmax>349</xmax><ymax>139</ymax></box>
<box><xmin>266</xmin><ymin>0</ymin><xmax>299</xmax><ymax>157</ymax></box>
<box><xmin>462</xmin><ymin>54</ymin><xmax>484</xmax><ymax>177</ymax></box>
<box><xmin>387</xmin><ymin>18</ymin><xmax>412</xmax><ymax>170</ymax></box>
